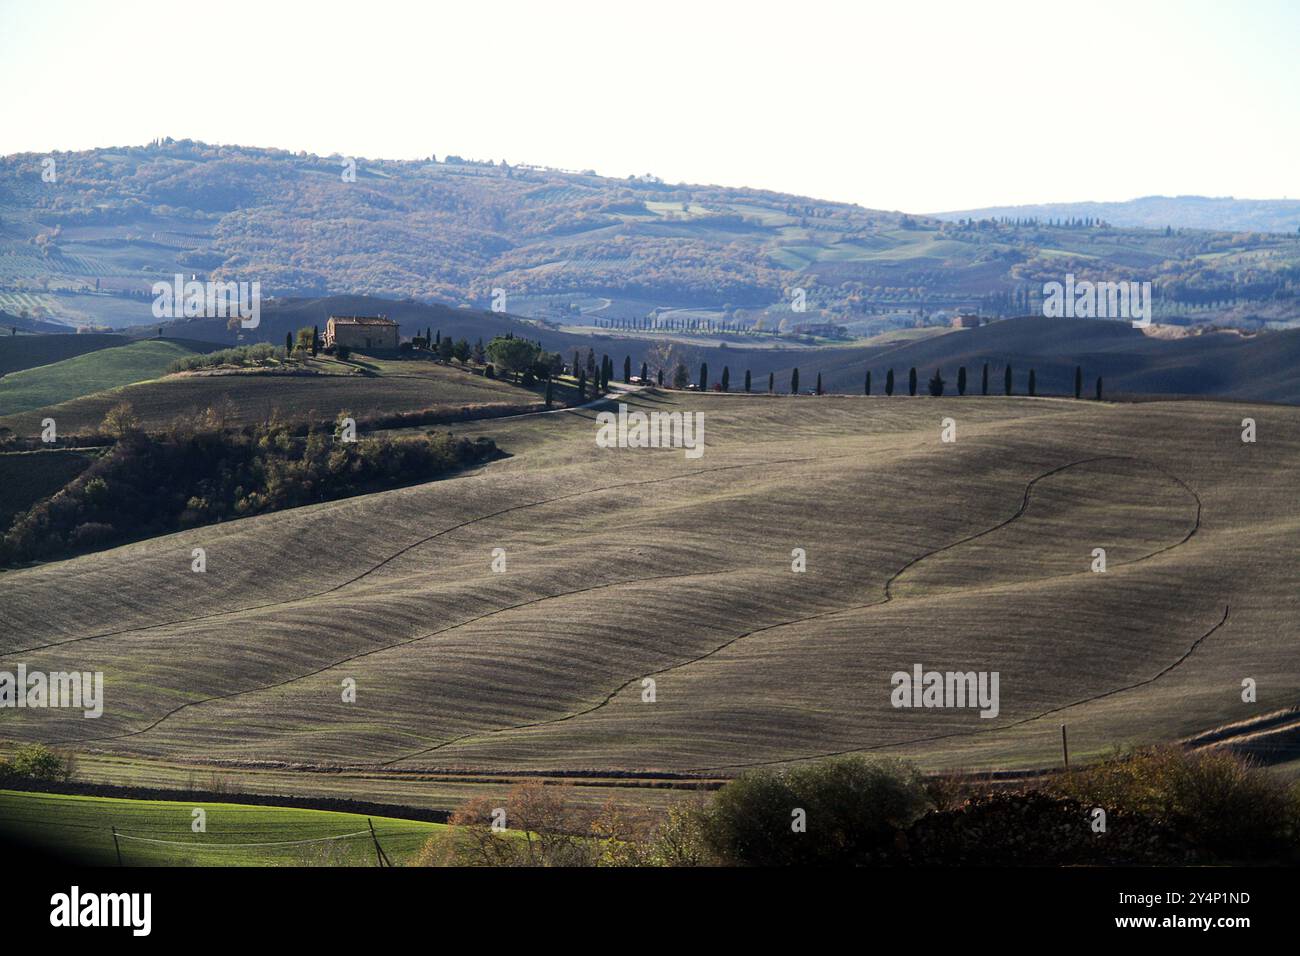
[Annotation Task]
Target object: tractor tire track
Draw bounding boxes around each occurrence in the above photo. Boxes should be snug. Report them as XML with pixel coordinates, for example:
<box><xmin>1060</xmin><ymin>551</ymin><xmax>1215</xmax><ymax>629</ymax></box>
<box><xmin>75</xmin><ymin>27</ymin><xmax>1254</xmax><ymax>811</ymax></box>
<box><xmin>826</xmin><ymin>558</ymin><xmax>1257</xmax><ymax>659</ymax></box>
<box><xmin>63</xmin><ymin>568</ymin><xmax>734</xmax><ymax>744</ymax></box>
<box><xmin>691</xmin><ymin>604</ymin><xmax>1230</xmax><ymax>772</ymax></box>
<box><xmin>7</xmin><ymin>453</ymin><xmax>827</xmax><ymax>656</ymax></box>
<box><xmin>383</xmin><ymin>454</ymin><xmax>1202</xmax><ymax>766</ymax></box>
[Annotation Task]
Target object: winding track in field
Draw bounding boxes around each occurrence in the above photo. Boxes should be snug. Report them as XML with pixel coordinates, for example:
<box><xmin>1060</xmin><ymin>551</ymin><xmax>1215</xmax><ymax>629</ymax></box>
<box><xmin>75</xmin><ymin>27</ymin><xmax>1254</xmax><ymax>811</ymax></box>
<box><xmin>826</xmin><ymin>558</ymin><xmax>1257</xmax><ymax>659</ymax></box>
<box><xmin>8</xmin><ymin>451</ymin><xmax>830</xmax><ymax>656</ymax></box>
<box><xmin>382</xmin><ymin>454</ymin><xmax>1206</xmax><ymax>767</ymax></box>
<box><xmin>68</xmin><ymin>567</ymin><xmax>733</xmax><ymax>744</ymax></box>
<box><xmin>691</xmin><ymin>603</ymin><xmax>1229</xmax><ymax>772</ymax></box>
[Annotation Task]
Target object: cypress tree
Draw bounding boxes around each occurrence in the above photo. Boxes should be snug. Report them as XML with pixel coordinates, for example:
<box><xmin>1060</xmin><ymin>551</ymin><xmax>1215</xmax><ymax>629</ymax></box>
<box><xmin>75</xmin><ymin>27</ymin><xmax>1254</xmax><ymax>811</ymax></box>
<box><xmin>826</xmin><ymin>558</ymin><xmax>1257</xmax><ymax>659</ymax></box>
<box><xmin>908</xmin><ymin>367</ymin><xmax>918</xmax><ymax>396</ymax></box>
<box><xmin>436</xmin><ymin>330</ymin><xmax>441</xmax><ymax>345</ymax></box>
<box><xmin>545</xmin><ymin>378</ymin><xmax>553</xmax><ymax>407</ymax></box>
<box><xmin>657</xmin><ymin>368</ymin><xmax>664</xmax><ymax>386</ymax></box>
<box><xmin>1028</xmin><ymin>369</ymin><xmax>1037</xmax><ymax>396</ymax></box>
<box><xmin>744</xmin><ymin>369</ymin><xmax>752</xmax><ymax>392</ymax></box>
<box><xmin>791</xmin><ymin>368</ymin><xmax>800</xmax><ymax>394</ymax></box>
<box><xmin>1095</xmin><ymin>376</ymin><xmax>1103</xmax><ymax>401</ymax></box>
<box><xmin>641</xmin><ymin>361</ymin><xmax>648</xmax><ymax>381</ymax></box>
<box><xmin>699</xmin><ymin>362</ymin><xmax>709</xmax><ymax>391</ymax></box>
<box><xmin>285</xmin><ymin>332</ymin><xmax>293</xmax><ymax>358</ymax></box>
<box><xmin>577</xmin><ymin>369</ymin><xmax>587</xmax><ymax>400</ymax></box>
<box><xmin>1004</xmin><ymin>364</ymin><xmax>1013</xmax><ymax>396</ymax></box>
<box><xmin>885</xmin><ymin>368</ymin><xmax>895</xmax><ymax>396</ymax></box>
<box><xmin>815</xmin><ymin>372</ymin><xmax>823</xmax><ymax>395</ymax></box>
<box><xmin>721</xmin><ymin>367</ymin><xmax>730</xmax><ymax>392</ymax></box>
<box><xmin>312</xmin><ymin>325</ymin><xmax>319</xmax><ymax>357</ymax></box>
<box><xmin>1074</xmin><ymin>365</ymin><xmax>1083</xmax><ymax>399</ymax></box>
<box><xmin>865</xmin><ymin>370</ymin><xmax>872</xmax><ymax>395</ymax></box>
<box><xmin>573</xmin><ymin>350</ymin><xmax>580</xmax><ymax>376</ymax></box>
<box><xmin>981</xmin><ymin>362</ymin><xmax>989</xmax><ymax>396</ymax></box>
<box><xmin>957</xmin><ymin>366</ymin><xmax>966</xmax><ymax>396</ymax></box>
<box><xmin>768</xmin><ymin>371</ymin><xmax>774</xmax><ymax>393</ymax></box>
<box><xmin>623</xmin><ymin>355</ymin><xmax>631</xmax><ymax>383</ymax></box>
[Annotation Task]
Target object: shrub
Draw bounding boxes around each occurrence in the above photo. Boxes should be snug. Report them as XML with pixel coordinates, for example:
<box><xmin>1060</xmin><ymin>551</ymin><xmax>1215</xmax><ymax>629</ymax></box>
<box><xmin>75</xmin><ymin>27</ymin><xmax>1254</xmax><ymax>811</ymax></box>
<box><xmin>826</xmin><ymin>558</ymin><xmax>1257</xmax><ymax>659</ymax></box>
<box><xmin>1048</xmin><ymin>747</ymin><xmax>1300</xmax><ymax>862</ymax></box>
<box><xmin>413</xmin><ymin>783</ymin><xmax>601</xmax><ymax>867</ymax></box>
<box><xmin>702</xmin><ymin>756</ymin><xmax>931</xmax><ymax>865</ymax></box>
<box><xmin>101</xmin><ymin>402</ymin><xmax>141</xmax><ymax>439</ymax></box>
<box><xmin>904</xmin><ymin>790</ymin><xmax>1191</xmax><ymax>866</ymax></box>
<box><xmin>7</xmin><ymin>743</ymin><xmax>75</xmax><ymax>781</ymax></box>
<box><xmin>645</xmin><ymin>798</ymin><xmax>714</xmax><ymax>866</ymax></box>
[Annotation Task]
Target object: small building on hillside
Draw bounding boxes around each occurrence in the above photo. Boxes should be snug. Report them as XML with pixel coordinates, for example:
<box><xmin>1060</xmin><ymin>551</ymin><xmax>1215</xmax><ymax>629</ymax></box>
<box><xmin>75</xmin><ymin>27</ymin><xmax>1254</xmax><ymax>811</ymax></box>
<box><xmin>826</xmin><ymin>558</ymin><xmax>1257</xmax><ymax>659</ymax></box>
<box><xmin>951</xmin><ymin>312</ymin><xmax>982</xmax><ymax>329</ymax></box>
<box><xmin>325</xmin><ymin>315</ymin><xmax>400</xmax><ymax>351</ymax></box>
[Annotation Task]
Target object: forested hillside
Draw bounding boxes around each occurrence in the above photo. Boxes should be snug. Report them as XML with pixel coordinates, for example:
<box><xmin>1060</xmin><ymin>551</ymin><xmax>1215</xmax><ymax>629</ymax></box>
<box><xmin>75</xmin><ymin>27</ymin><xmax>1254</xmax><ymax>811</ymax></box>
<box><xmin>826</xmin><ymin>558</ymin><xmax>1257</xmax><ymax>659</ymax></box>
<box><xmin>3</xmin><ymin>141</ymin><xmax>1300</xmax><ymax>335</ymax></box>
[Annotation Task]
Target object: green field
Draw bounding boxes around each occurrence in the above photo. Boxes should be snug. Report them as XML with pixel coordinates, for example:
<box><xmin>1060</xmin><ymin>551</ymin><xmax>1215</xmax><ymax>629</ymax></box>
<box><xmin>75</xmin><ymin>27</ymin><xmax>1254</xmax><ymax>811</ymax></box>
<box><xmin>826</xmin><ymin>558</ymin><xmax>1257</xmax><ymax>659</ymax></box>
<box><xmin>0</xmin><ymin>355</ymin><xmax>570</xmax><ymax>435</ymax></box>
<box><xmin>0</xmin><ymin>333</ymin><xmax>129</xmax><ymax>376</ymax></box>
<box><xmin>0</xmin><ymin>790</ymin><xmax>446</xmax><ymax>866</ymax></box>
<box><xmin>0</xmin><ymin>339</ymin><xmax>204</xmax><ymax>416</ymax></box>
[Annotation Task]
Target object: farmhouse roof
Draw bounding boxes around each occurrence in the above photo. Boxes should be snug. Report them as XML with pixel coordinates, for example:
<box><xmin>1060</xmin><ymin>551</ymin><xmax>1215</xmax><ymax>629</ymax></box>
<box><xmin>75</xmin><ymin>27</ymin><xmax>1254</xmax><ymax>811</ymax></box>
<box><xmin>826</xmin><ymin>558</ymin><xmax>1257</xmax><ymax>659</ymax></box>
<box><xmin>328</xmin><ymin>315</ymin><xmax>396</xmax><ymax>326</ymax></box>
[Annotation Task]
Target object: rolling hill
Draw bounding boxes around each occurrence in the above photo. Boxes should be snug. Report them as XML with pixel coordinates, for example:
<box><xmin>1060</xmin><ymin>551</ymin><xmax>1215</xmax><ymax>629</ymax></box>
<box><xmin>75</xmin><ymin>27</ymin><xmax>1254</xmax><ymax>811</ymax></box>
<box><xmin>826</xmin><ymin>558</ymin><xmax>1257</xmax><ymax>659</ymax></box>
<box><xmin>1</xmin><ymin>389</ymin><xmax>1294</xmax><ymax>804</ymax></box>
<box><xmin>0</xmin><ymin>332</ymin><xmax>131</xmax><ymax>376</ymax></box>
<box><xmin>0</xmin><ymin>339</ymin><xmax>209</xmax><ymax>415</ymax></box>
<box><xmin>3</xmin><ymin>142</ymin><xmax>1298</xmax><ymax>335</ymax></box>
<box><xmin>0</xmin><ymin>352</ymin><xmax>570</xmax><ymax>437</ymax></box>
<box><xmin>934</xmin><ymin>195</ymin><xmax>1300</xmax><ymax>235</ymax></box>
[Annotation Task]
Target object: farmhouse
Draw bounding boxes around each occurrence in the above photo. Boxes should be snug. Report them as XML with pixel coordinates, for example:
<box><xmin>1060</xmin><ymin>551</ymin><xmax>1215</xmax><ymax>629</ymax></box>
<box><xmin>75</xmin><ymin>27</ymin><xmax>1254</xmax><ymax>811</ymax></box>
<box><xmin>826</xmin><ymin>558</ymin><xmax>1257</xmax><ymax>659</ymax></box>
<box><xmin>325</xmin><ymin>315</ymin><xmax>400</xmax><ymax>351</ymax></box>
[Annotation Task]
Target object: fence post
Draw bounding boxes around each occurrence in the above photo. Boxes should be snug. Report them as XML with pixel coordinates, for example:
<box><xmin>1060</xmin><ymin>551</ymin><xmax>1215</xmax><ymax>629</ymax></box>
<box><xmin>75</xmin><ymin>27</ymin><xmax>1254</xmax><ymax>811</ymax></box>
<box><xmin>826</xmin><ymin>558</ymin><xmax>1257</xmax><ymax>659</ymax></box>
<box><xmin>368</xmin><ymin>818</ymin><xmax>390</xmax><ymax>868</ymax></box>
<box><xmin>111</xmin><ymin>826</ymin><xmax>123</xmax><ymax>866</ymax></box>
<box><xmin>1061</xmin><ymin>724</ymin><xmax>1070</xmax><ymax>770</ymax></box>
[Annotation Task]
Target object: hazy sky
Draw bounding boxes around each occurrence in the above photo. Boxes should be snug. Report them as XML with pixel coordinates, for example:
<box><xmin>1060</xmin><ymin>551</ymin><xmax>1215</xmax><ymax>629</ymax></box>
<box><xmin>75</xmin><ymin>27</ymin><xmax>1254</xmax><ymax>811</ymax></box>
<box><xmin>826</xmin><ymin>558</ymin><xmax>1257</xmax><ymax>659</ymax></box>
<box><xmin>2</xmin><ymin>0</ymin><xmax>1297</xmax><ymax>212</ymax></box>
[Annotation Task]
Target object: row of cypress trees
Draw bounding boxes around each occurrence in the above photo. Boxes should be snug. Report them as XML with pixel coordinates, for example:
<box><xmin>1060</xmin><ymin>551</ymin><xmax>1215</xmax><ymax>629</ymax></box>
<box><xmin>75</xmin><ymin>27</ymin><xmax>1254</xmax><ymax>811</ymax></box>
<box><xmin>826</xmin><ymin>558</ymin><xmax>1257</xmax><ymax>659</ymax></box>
<box><xmin>615</xmin><ymin>354</ymin><xmax>1103</xmax><ymax>401</ymax></box>
<box><xmin>860</xmin><ymin>363</ymin><xmax>1102</xmax><ymax>400</ymax></box>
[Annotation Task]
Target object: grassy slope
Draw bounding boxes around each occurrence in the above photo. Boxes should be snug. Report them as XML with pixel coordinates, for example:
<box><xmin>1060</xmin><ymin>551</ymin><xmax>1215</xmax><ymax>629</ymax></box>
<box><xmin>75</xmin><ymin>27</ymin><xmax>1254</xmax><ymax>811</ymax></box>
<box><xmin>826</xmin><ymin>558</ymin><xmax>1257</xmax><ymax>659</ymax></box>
<box><xmin>0</xmin><ymin>391</ymin><xmax>1295</xmax><ymax>790</ymax></box>
<box><xmin>0</xmin><ymin>356</ymin><xmax>567</xmax><ymax>435</ymax></box>
<box><xmin>0</xmin><ymin>789</ymin><xmax>445</xmax><ymax>866</ymax></box>
<box><xmin>0</xmin><ymin>340</ymin><xmax>204</xmax><ymax>415</ymax></box>
<box><xmin>0</xmin><ymin>333</ymin><xmax>129</xmax><ymax>376</ymax></box>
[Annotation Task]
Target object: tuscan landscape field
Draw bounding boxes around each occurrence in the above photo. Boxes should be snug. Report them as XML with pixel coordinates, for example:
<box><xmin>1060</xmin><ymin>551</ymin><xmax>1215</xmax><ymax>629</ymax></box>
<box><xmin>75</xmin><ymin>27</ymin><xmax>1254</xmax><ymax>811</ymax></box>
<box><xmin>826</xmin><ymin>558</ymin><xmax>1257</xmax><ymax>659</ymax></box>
<box><xmin>4</xmin><ymin>386</ymin><xmax>1296</xmax><ymax>788</ymax></box>
<box><xmin>4</xmin><ymin>9</ymin><xmax>1300</xmax><ymax>928</ymax></box>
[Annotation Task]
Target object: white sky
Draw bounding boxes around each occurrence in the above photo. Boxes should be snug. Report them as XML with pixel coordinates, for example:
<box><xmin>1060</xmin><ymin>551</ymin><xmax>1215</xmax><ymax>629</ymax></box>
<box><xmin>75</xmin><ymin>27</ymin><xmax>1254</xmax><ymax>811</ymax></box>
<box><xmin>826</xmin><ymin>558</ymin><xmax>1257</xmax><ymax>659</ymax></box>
<box><xmin>2</xmin><ymin>0</ymin><xmax>1297</xmax><ymax>212</ymax></box>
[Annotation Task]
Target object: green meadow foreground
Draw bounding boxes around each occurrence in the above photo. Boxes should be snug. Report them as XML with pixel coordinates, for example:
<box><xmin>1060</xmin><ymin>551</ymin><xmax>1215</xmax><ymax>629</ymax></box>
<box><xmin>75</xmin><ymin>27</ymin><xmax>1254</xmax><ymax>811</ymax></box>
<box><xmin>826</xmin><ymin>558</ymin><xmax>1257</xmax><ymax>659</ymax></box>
<box><xmin>2</xmin><ymin>390</ymin><xmax>1298</xmax><ymax>807</ymax></box>
<box><xmin>0</xmin><ymin>789</ymin><xmax>445</xmax><ymax>866</ymax></box>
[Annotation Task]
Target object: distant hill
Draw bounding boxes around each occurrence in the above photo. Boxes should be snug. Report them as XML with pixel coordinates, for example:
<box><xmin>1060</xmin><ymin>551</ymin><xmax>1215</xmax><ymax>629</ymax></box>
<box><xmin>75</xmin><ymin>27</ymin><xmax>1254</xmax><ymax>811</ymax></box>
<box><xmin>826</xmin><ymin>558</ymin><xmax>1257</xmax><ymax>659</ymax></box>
<box><xmin>3</xmin><ymin>142</ymin><xmax>1299</xmax><ymax>335</ymax></box>
<box><xmin>751</xmin><ymin>317</ymin><xmax>1300</xmax><ymax>404</ymax></box>
<box><xmin>0</xmin><ymin>308</ymin><xmax>74</xmax><ymax>335</ymax></box>
<box><xmin>932</xmin><ymin>196</ymin><xmax>1300</xmax><ymax>235</ymax></box>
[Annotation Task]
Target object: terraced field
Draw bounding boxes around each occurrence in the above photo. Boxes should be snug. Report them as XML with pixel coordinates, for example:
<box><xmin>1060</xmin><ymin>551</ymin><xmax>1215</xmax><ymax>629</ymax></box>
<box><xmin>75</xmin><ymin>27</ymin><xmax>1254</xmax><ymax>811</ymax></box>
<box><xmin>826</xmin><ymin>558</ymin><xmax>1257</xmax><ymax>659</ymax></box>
<box><xmin>1</xmin><ymin>391</ymin><xmax>1296</xmax><ymax>804</ymax></box>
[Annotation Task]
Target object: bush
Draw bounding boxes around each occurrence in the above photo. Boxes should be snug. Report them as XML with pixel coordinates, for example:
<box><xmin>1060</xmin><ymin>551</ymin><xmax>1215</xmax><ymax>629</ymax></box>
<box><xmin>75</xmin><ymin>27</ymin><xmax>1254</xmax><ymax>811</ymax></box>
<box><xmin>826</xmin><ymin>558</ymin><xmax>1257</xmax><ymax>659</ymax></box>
<box><xmin>413</xmin><ymin>783</ymin><xmax>601</xmax><ymax>867</ymax></box>
<box><xmin>5</xmin><ymin>743</ymin><xmax>75</xmax><ymax>781</ymax></box>
<box><xmin>904</xmin><ymin>790</ymin><xmax>1191</xmax><ymax>866</ymax></box>
<box><xmin>168</xmin><ymin>343</ymin><xmax>279</xmax><ymax>373</ymax></box>
<box><xmin>1048</xmin><ymin>747</ymin><xmax>1300</xmax><ymax>862</ymax></box>
<box><xmin>702</xmin><ymin>756</ymin><xmax>931</xmax><ymax>865</ymax></box>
